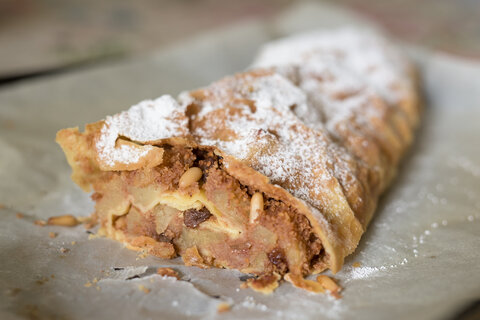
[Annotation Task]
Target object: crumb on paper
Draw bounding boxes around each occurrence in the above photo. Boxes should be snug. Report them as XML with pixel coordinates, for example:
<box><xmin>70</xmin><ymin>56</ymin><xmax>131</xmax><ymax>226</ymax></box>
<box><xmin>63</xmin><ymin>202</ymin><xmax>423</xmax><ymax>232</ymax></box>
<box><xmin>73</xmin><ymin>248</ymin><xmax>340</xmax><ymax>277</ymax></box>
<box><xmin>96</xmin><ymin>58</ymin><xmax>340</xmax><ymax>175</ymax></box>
<box><xmin>71</xmin><ymin>241</ymin><xmax>77</xmax><ymax>245</ymax></box>
<box><xmin>156</xmin><ymin>267</ymin><xmax>180</xmax><ymax>279</ymax></box>
<box><xmin>0</xmin><ymin>203</ymin><xmax>5</xmax><ymax>209</ymax></box>
<box><xmin>47</xmin><ymin>214</ymin><xmax>79</xmax><ymax>227</ymax></box>
<box><xmin>78</xmin><ymin>215</ymin><xmax>97</xmax><ymax>229</ymax></box>
<box><xmin>352</xmin><ymin>262</ymin><xmax>361</xmax><ymax>268</ymax></box>
<box><xmin>84</xmin><ymin>278</ymin><xmax>101</xmax><ymax>291</ymax></box>
<box><xmin>5</xmin><ymin>288</ymin><xmax>21</xmax><ymax>296</ymax></box>
<box><xmin>244</xmin><ymin>273</ymin><xmax>280</xmax><ymax>294</ymax></box>
<box><xmin>88</xmin><ymin>232</ymin><xmax>103</xmax><ymax>240</ymax></box>
<box><xmin>138</xmin><ymin>285</ymin><xmax>150</xmax><ymax>294</ymax></box>
<box><xmin>136</xmin><ymin>251</ymin><xmax>148</xmax><ymax>260</ymax></box>
<box><xmin>35</xmin><ymin>277</ymin><xmax>49</xmax><ymax>285</ymax></box>
<box><xmin>316</xmin><ymin>275</ymin><xmax>342</xmax><ymax>299</ymax></box>
<box><xmin>34</xmin><ymin>220</ymin><xmax>46</xmax><ymax>226</ymax></box>
<box><xmin>59</xmin><ymin>247</ymin><xmax>70</xmax><ymax>254</ymax></box>
<box><xmin>285</xmin><ymin>273</ymin><xmax>325</xmax><ymax>293</ymax></box>
<box><xmin>16</xmin><ymin>212</ymin><xmax>24</xmax><ymax>219</ymax></box>
<box><xmin>50</xmin><ymin>274</ymin><xmax>55</xmax><ymax>279</ymax></box>
<box><xmin>217</xmin><ymin>302</ymin><xmax>231</xmax><ymax>313</ymax></box>
<box><xmin>48</xmin><ymin>232</ymin><xmax>57</xmax><ymax>238</ymax></box>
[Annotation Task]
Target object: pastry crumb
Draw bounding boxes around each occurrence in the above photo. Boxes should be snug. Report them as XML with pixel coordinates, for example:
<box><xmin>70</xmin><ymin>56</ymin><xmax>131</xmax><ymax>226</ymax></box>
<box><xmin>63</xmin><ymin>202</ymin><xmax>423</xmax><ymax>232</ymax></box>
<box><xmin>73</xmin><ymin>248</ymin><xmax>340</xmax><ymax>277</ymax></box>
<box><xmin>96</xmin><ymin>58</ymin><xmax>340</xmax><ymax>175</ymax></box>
<box><xmin>316</xmin><ymin>275</ymin><xmax>342</xmax><ymax>299</ymax></box>
<box><xmin>244</xmin><ymin>273</ymin><xmax>280</xmax><ymax>294</ymax></box>
<box><xmin>78</xmin><ymin>216</ymin><xmax>96</xmax><ymax>229</ymax></box>
<box><xmin>34</xmin><ymin>220</ymin><xmax>46</xmax><ymax>226</ymax></box>
<box><xmin>285</xmin><ymin>273</ymin><xmax>325</xmax><ymax>293</ymax></box>
<box><xmin>88</xmin><ymin>233</ymin><xmax>101</xmax><ymax>240</ymax></box>
<box><xmin>35</xmin><ymin>277</ymin><xmax>49</xmax><ymax>285</ymax></box>
<box><xmin>217</xmin><ymin>302</ymin><xmax>231</xmax><ymax>313</ymax></box>
<box><xmin>136</xmin><ymin>251</ymin><xmax>148</xmax><ymax>260</ymax></box>
<box><xmin>138</xmin><ymin>285</ymin><xmax>150</xmax><ymax>294</ymax></box>
<box><xmin>59</xmin><ymin>247</ymin><xmax>70</xmax><ymax>254</ymax></box>
<box><xmin>157</xmin><ymin>267</ymin><xmax>180</xmax><ymax>279</ymax></box>
<box><xmin>352</xmin><ymin>262</ymin><xmax>362</xmax><ymax>268</ymax></box>
<box><xmin>48</xmin><ymin>232</ymin><xmax>57</xmax><ymax>238</ymax></box>
<box><xmin>15</xmin><ymin>212</ymin><xmax>24</xmax><ymax>219</ymax></box>
<box><xmin>71</xmin><ymin>241</ymin><xmax>77</xmax><ymax>245</ymax></box>
<box><xmin>182</xmin><ymin>246</ymin><xmax>209</xmax><ymax>269</ymax></box>
<box><xmin>84</xmin><ymin>282</ymin><xmax>92</xmax><ymax>288</ymax></box>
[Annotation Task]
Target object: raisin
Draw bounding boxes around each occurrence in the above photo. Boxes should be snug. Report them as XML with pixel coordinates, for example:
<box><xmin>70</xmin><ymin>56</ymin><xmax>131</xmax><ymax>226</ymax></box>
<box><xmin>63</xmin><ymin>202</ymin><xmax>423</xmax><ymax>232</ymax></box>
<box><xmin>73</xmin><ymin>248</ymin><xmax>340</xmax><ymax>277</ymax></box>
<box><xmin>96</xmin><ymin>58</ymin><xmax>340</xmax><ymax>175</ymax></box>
<box><xmin>183</xmin><ymin>207</ymin><xmax>212</xmax><ymax>228</ymax></box>
<box><xmin>268</xmin><ymin>248</ymin><xmax>288</xmax><ymax>274</ymax></box>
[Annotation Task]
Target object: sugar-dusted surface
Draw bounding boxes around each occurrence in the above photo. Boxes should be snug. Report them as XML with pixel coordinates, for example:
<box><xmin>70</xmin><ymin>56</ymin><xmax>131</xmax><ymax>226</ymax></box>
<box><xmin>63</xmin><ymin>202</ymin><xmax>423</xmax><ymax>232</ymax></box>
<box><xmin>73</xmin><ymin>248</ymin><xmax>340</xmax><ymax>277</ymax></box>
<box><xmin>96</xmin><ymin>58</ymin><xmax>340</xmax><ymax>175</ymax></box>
<box><xmin>188</xmin><ymin>72</ymin><xmax>336</xmax><ymax>211</ymax></box>
<box><xmin>0</xmin><ymin>3</ymin><xmax>479</xmax><ymax>319</ymax></box>
<box><xmin>96</xmin><ymin>95</ymin><xmax>188</xmax><ymax>166</ymax></box>
<box><xmin>253</xmin><ymin>28</ymin><xmax>414</xmax><ymax>109</ymax></box>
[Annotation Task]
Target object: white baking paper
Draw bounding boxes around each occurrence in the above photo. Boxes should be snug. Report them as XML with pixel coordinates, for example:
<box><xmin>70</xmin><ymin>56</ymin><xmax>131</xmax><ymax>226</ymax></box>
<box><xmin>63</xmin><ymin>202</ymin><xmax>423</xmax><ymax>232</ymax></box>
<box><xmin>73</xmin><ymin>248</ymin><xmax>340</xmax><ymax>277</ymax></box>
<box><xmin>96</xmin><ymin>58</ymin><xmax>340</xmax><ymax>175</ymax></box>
<box><xmin>1</xmin><ymin>3</ymin><xmax>479</xmax><ymax>320</ymax></box>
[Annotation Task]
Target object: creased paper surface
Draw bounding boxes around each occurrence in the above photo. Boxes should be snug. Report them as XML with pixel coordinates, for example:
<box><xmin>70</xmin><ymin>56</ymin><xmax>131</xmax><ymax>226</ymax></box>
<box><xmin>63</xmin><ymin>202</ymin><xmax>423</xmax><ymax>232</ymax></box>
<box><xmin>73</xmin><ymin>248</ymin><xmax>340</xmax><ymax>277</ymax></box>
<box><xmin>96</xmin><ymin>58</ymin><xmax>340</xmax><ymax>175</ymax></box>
<box><xmin>1</xmin><ymin>3</ymin><xmax>479</xmax><ymax>320</ymax></box>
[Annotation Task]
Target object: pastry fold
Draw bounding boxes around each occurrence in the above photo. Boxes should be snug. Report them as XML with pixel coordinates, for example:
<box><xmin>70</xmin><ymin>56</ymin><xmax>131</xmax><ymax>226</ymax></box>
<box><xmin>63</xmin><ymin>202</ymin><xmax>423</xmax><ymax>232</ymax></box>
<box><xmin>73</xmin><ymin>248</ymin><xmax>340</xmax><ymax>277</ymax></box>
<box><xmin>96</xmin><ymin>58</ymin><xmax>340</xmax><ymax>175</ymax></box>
<box><xmin>56</xmin><ymin>29</ymin><xmax>419</xmax><ymax>292</ymax></box>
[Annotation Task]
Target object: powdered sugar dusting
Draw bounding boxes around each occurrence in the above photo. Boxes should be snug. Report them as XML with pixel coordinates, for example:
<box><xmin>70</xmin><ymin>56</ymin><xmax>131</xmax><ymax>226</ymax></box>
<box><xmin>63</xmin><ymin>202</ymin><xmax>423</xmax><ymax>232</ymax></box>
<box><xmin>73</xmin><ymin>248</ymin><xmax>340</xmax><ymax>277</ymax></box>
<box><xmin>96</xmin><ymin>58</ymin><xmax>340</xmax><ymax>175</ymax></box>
<box><xmin>347</xmin><ymin>266</ymin><xmax>380</xmax><ymax>280</ymax></box>
<box><xmin>253</xmin><ymin>28</ymin><xmax>414</xmax><ymax>107</ymax></box>
<box><xmin>188</xmin><ymin>72</ymin><xmax>344</xmax><ymax>212</ymax></box>
<box><xmin>93</xmin><ymin>28</ymin><xmax>415</xmax><ymax>227</ymax></box>
<box><xmin>96</xmin><ymin>95</ymin><xmax>187</xmax><ymax>167</ymax></box>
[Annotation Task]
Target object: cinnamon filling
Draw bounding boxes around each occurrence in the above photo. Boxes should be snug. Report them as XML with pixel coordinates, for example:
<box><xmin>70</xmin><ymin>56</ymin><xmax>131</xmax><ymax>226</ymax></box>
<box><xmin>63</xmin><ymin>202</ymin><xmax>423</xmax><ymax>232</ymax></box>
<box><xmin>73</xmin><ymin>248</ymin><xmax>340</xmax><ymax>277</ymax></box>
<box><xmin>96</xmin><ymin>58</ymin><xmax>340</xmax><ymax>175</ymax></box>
<box><xmin>94</xmin><ymin>145</ymin><xmax>324</xmax><ymax>277</ymax></box>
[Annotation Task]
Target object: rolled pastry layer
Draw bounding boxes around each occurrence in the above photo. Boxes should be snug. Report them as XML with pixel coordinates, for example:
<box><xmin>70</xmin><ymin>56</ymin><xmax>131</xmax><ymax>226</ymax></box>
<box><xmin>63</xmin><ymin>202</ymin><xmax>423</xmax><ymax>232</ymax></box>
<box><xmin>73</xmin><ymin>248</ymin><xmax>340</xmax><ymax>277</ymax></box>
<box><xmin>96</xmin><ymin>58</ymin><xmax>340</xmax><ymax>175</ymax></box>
<box><xmin>56</xmin><ymin>29</ymin><xmax>419</xmax><ymax>293</ymax></box>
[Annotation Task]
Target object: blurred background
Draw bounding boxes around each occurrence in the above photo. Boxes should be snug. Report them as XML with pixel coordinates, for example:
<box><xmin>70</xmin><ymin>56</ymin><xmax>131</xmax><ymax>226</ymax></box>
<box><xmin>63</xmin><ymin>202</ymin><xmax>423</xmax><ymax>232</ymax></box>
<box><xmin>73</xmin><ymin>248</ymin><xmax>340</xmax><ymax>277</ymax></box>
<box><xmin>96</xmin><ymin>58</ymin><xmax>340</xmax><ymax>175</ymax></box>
<box><xmin>0</xmin><ymin>0</ymin><xmax>479</xmax><ymax>85</ymax></box>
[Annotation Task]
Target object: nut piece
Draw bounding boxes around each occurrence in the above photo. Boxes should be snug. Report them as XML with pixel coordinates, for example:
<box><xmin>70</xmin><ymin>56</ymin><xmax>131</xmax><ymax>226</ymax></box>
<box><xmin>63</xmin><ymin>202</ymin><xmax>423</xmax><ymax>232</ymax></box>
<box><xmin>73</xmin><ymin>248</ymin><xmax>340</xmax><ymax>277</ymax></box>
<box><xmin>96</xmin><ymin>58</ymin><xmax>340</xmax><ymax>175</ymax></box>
<box><xmin>217</xmin><ymin>302</ymin><xmax>231</xmax><ymax>313</ymax></box>
<box><xmin>47</xmin><ymin>215</ymin><xmax>79</xmax><ymax>227</ymax></box>
<box><xmin>179</xmin><ymin>167</ymin><xmax>203</xmax><ymax>188</ymax></box>
<box><xmin>156</xmin><ymin>267</ymin><xmax>180</xmax><ymax>279</ymax></box>
<box><xmin>249</xmin><ymin>192</ymin><xmax>264</xmax><ymax>224</ymax></box>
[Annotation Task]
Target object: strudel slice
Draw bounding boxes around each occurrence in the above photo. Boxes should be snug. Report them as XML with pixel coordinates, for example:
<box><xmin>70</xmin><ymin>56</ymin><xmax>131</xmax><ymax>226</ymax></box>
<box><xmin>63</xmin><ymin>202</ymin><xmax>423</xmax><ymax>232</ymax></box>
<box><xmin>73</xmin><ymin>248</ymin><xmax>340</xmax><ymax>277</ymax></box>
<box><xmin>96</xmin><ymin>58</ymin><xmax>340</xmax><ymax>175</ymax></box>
<box><xmin>56</xmin><ymin>29</ymin><xmax>419</xmax><ymax>293</ymax></box>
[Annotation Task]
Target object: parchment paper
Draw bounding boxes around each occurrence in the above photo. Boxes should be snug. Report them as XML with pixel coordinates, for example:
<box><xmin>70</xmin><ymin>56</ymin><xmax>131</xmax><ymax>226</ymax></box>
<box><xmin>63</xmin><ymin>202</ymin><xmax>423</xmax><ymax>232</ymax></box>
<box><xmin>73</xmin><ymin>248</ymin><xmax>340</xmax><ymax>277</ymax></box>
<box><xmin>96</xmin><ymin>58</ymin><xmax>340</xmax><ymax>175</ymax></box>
<box><xmin>1</xmin><ymin>3</ymin><xmax>479</xmax><ymax>320</ymax></box>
